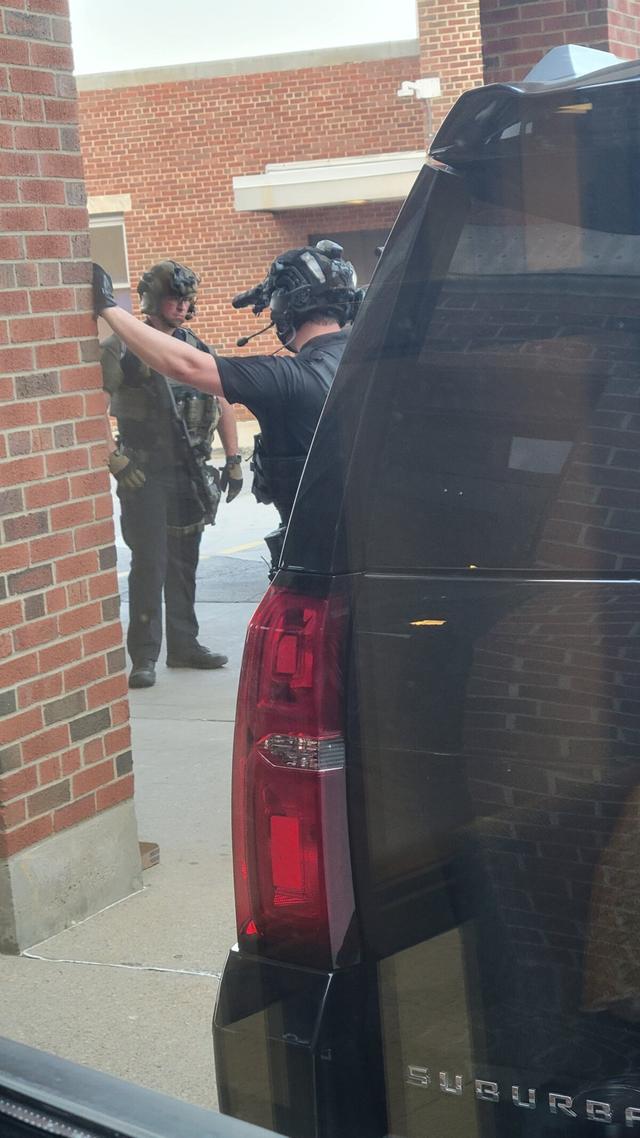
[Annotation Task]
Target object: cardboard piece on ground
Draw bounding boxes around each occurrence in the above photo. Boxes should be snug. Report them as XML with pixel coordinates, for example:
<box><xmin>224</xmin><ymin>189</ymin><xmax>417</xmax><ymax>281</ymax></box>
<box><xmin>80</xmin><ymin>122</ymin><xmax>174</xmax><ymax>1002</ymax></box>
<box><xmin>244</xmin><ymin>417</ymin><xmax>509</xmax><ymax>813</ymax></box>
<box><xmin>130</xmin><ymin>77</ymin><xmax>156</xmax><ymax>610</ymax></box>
<box><xmin>139</xmin><ymin>841</ymin><xmax>160</xmax><ymax>870</ymax></box>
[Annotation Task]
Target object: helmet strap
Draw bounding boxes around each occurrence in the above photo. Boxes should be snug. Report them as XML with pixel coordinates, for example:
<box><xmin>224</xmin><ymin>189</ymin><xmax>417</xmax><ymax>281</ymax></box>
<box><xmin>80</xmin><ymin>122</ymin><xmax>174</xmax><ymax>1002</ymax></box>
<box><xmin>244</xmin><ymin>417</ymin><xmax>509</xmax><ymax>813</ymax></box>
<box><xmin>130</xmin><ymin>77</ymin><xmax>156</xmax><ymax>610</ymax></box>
<box><xmin>275</xmin><ymin>321</ymin><xmax>298</xmax><ymax>352</ymax></box>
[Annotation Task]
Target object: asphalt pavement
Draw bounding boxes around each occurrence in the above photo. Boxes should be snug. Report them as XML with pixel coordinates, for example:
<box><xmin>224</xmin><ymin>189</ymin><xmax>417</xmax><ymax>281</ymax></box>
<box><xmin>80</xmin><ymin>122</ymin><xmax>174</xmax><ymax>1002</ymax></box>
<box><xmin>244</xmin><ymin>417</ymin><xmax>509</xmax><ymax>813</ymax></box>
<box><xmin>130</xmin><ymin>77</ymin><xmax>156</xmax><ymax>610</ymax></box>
<box><xmin>0</xmin><ymin>420</ymin><xmax>280</xmax><ymax>1112</ymax></box>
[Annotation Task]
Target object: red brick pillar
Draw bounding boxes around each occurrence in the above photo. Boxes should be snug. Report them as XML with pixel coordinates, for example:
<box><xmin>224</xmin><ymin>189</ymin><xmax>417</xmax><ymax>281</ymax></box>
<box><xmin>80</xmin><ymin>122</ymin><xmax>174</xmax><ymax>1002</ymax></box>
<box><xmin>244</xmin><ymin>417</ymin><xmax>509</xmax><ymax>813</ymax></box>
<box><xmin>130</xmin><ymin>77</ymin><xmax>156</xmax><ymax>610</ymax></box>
<box><xmin>0</xmin><ymin>0</ymin><xmax>141</xmax><ymax>953</ymax></box>
<box><xmin>418</xmin><ymin>0</ymin><xmax>485</xmax><ymax>137</ymax></box>
<box><xmin>479</xmin><ymin>0</ymin><xmax>640</xmax><ymax>85</ymax></box>
<box><xmin>608</xmin><ymin>0</ymin><xmax>640</xmax><ymax>58</ymax></box>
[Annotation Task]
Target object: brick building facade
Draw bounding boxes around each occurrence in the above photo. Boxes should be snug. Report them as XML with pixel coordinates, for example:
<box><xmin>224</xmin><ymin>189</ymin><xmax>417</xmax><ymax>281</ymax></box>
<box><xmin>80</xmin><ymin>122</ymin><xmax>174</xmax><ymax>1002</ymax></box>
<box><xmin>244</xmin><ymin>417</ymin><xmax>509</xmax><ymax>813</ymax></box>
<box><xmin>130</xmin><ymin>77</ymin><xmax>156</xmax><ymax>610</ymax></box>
<box><xmin>76</xmin><ymin>0</ymin><xmax>640</xmax><ymax>361</ymax></box>
<box><xmin>77</xmin><ymin>49</ymin><xmax>425</xmax><ymax>358</ymax></box>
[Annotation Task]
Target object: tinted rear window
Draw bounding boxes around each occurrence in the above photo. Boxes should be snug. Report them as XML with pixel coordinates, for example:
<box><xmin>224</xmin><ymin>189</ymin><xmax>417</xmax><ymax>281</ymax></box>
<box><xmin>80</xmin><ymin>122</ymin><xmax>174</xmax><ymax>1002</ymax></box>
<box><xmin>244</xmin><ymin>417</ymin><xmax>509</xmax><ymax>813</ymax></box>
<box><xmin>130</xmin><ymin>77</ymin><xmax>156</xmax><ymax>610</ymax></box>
<box><xmin>365</xmin><ymin>197</ymin><xmax>640</xmax><ymax>572</ymax></box>
<box><xmin>288</xmin><ymin>87</ymin><xmax>640</xmax><ymax>574</ymax></box>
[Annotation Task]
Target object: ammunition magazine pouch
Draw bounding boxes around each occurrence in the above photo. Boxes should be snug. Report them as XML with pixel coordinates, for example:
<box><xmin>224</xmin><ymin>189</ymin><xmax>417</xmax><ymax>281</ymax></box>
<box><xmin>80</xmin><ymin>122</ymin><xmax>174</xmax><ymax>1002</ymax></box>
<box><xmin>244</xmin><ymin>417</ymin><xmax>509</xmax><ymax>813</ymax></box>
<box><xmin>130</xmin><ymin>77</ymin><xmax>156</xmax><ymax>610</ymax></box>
<box><xmin>172</xmin><ymin>329</ymin><xmax>221</xmax><ymax>454</ymax></box>
<box><xmin>173</xmin><ymin>390</ymin><xmax>220</xmax><ymax>454</ymax></box>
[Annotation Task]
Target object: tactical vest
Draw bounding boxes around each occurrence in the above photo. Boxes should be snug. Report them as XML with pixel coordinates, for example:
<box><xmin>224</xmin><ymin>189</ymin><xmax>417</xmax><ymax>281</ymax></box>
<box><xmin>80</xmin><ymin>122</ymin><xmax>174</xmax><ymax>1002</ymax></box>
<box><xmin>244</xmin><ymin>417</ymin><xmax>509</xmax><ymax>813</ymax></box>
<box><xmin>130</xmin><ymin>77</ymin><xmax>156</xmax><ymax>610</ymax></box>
<box><xmin>101</xmin><ymin>329</ymin><xmax>220</xmax><ymax>460</ymax></box>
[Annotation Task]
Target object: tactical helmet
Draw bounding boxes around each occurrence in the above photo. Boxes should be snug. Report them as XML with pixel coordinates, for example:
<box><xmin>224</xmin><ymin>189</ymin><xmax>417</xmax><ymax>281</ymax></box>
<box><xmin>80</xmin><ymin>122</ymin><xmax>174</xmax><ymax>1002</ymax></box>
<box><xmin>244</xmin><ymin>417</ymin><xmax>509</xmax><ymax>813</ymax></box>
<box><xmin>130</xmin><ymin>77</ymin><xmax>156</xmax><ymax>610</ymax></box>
<box><xmin>137</xmin><ymin>260</ymin><xmax>200</xmax><ymax>321</ymax></box>
<box><xmin>232</xmin><ymin>240</ymin><xmax>364</xmax><ymax>347</ymax></box>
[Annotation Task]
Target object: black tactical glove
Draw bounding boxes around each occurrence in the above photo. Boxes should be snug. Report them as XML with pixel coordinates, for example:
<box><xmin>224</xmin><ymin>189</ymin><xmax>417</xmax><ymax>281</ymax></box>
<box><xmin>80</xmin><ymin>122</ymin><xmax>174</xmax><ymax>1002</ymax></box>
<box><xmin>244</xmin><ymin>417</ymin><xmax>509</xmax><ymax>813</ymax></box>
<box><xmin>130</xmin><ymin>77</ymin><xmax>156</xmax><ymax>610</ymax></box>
<box><xmin>92</xmin><ymin>262</ymin><xmax>117</xmax><ymax>319</ymax></box>
<box><xmin>107</xmin><ymin>446</ymin><xmax>146</xmax><ymax>491</ymax></box>
<box><xmin>220</xmin><ymin>455</ymin><xmax>243</xmax><ymax>503</ymax></box>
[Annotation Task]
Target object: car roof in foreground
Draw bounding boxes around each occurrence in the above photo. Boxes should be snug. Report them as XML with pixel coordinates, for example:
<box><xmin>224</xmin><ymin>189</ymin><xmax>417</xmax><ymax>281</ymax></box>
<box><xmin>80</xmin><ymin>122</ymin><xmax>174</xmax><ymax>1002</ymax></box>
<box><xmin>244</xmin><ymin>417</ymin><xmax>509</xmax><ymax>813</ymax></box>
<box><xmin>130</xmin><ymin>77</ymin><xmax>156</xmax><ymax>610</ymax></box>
<box><xmin>430</xmin><ymin>53</ymin><xmax>640</xmax><ymax>163</ymax></box>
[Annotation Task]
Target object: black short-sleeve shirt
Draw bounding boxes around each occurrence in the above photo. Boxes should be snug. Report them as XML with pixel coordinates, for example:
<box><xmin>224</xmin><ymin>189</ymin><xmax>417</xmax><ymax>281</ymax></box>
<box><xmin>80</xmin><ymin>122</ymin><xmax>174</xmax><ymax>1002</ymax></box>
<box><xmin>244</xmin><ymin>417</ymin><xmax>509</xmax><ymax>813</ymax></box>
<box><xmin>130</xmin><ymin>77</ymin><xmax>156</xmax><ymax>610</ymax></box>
<box><xmin>216</xmin><ymin>329</ymin><xmax>349</xmax><ymax>457</ymax></box>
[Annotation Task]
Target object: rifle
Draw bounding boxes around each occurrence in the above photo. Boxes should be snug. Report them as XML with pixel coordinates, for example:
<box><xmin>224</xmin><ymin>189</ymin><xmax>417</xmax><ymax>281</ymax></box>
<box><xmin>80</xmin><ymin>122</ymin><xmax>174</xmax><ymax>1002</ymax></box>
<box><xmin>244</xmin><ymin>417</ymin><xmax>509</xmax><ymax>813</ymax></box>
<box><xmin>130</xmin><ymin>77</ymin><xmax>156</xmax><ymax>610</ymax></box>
<box><xmin>162</xmin><ymin>379</ymin><xmax>221</xmax><ymax>526</ymax></box>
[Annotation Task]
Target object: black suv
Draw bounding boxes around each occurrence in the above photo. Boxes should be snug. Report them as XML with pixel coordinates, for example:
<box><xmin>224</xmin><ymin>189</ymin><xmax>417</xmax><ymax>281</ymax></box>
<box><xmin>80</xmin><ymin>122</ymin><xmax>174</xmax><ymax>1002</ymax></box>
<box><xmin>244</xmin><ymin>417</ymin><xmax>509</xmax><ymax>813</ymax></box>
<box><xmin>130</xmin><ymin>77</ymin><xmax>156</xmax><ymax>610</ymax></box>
<box><xmin>214</xmin><ymin>55</ymin><xmax>640</xmax><ymax>1138</ymax></box>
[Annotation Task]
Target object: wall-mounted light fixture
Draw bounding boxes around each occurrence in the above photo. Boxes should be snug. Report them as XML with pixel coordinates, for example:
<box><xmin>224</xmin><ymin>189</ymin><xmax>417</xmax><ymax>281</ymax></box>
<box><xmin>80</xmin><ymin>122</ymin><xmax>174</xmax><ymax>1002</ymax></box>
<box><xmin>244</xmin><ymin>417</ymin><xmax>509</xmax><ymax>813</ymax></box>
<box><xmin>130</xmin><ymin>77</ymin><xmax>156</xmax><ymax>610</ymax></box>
<box><xmin>396</xmin><ymin>77</ymin><xmax>441</xmax><ymax>100</ymax></box>
<box><xmin>396</xmin><ymin>77</ymin><xmax>442</xmax><ymax>147</ymax></box>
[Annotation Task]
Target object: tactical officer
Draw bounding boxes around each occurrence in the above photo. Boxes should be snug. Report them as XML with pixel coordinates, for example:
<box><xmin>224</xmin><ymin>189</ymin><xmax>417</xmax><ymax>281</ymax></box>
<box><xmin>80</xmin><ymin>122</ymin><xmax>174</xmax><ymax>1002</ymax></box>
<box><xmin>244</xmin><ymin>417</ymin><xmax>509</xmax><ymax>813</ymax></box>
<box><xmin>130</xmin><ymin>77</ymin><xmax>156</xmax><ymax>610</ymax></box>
<box><xmin>100</xmin><ymin>260</ymin><xmax>243</xmax><ymax>689</ymax></box>
<box><xmin>93</xmin><ymin>241</ymin><xmax>362</xmax><ymax>573</ymax></box>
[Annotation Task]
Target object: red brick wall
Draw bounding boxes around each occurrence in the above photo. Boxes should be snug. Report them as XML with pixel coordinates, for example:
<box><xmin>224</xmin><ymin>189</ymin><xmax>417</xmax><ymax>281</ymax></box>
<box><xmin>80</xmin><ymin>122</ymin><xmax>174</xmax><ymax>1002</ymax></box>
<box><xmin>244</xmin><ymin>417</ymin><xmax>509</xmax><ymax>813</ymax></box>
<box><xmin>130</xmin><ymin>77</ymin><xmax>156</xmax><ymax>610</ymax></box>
<box><xmin>481</xmin><ymin>0</ymin><xmax>609</xmax><ymax>83</ymax></box>
<box><xmin>77</xmin><ymin>55</ymin><xmax>424</xmax><ymax>356</ymax></box>
<box><xmin>608</xmin><ymin>0</ymin><xmax>640</xmax><ymax>58</ymax></box>
<box><xmin>480</xmin><ymin>0</ymin><xmax>640</xmax><ymax>84</ymax></box>
<box><xmin>418</xmin><ymin>0</ymin><xmax>485</xmax><ymax>134</ymax></box>
<box><xmin>0</xmin><ymin>0</ymin><xmax>133</xmax><ymax>859</ymax></box>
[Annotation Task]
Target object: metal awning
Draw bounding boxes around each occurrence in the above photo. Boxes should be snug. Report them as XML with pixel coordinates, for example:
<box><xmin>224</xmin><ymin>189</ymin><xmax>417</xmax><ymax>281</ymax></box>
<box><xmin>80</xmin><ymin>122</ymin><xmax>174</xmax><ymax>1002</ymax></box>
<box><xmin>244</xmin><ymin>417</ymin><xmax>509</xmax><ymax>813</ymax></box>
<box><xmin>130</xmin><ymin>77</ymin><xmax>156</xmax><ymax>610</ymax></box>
<box><xmin>232</xmin><ymin>151</ymin><xmax>424</xmax><ymax>212</ymax></box>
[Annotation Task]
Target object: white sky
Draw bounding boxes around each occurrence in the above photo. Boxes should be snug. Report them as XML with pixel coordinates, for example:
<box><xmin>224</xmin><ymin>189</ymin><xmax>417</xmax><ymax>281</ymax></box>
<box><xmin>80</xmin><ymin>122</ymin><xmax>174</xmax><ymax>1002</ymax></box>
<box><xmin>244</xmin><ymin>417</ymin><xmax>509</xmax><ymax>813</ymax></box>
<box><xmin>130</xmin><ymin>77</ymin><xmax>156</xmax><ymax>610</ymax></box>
<box><xmin>68</xmin><ymin>0</ymin><xmax>418</xmax><ymax>75</ymax></box>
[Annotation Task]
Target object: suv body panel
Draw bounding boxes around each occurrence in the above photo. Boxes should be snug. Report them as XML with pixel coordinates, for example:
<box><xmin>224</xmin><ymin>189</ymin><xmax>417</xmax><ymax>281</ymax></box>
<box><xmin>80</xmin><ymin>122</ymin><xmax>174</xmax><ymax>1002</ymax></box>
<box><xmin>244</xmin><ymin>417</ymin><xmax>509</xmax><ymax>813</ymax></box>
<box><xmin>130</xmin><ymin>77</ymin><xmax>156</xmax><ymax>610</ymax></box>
<box><xmin>215</xmin><ymin>58</ymin><xmax>640</xmax><ymax>1138</ymax></box>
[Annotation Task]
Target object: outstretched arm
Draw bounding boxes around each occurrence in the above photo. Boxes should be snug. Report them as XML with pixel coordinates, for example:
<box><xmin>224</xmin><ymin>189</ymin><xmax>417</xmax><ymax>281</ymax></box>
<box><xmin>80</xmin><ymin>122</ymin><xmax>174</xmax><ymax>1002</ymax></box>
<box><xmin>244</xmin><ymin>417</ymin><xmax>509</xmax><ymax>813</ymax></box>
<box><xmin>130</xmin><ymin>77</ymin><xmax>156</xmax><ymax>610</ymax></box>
<box><xmin>99</xmin><ymin>305</ymin><xmax>224</xmax><ymax>397</ymax></box>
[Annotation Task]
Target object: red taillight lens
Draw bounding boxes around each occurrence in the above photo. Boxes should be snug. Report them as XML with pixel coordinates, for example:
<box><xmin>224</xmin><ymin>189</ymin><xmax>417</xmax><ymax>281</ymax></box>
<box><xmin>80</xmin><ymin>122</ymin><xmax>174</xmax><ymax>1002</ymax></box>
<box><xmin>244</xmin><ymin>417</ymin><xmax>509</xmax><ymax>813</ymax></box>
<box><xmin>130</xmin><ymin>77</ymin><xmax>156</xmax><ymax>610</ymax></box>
<box><xmin>231</xmin><ymin>584</ymin><xmax>357</xmax><ymax>970</ymax></box>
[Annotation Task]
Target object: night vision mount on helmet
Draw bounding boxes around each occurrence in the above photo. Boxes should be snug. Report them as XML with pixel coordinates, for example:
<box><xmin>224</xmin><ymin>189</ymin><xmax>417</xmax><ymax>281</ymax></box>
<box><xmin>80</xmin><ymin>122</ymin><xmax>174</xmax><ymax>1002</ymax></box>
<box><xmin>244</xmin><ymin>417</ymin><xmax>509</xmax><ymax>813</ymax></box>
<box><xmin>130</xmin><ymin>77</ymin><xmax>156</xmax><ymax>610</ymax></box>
<box><xmin>232</xmin><ymin>240</ymin><xmax>364</xmax><ymax>347</ymax></box>
<box><xmin>138</xmin><ymin>260</ymin><xmax>200</xmax><ymax>321</ymax></box>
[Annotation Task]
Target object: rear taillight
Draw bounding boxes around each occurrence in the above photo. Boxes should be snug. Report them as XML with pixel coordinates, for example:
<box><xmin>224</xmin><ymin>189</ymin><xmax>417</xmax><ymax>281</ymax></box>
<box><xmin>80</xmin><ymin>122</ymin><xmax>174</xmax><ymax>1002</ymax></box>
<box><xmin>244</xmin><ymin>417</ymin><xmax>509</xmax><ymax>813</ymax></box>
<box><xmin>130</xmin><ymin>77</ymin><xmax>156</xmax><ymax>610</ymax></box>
<box><xmin>231</xmin><ymin>584</ymin><xmax>358</xmax><ymax>970</ymax></box>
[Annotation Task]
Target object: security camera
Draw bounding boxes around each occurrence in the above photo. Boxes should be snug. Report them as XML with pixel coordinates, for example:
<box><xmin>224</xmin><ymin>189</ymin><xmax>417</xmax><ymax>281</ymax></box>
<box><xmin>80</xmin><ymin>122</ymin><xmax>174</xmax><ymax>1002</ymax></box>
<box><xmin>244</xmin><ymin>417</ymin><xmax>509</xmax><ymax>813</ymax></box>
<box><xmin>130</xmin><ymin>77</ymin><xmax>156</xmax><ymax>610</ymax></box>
<box><xmin>397</xmin><ymin>80</ymin><xmax>417</xmax><ymax>98</ymax></box>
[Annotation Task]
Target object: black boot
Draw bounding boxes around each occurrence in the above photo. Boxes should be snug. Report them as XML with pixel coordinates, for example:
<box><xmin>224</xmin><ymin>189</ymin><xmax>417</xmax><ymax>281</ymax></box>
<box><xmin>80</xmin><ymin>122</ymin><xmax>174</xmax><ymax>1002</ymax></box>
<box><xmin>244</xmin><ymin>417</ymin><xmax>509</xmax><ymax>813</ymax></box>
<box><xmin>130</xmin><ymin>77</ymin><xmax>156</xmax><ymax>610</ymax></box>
<box><xmin>129</xmin><ymin>660</ymin><xmax>156</xmax><ymax>688</ymax></box>
<box><xmin>166</xmin><ymin>643</ymin><xmax>228</xmax><ymax>669</ymax></box>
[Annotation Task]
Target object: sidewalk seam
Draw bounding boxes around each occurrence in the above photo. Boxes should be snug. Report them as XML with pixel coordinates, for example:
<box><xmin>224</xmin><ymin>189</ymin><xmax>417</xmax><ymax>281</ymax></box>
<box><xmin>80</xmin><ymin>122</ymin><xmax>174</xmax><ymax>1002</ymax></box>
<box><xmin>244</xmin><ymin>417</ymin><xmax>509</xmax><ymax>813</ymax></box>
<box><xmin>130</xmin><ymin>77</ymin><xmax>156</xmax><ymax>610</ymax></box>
<box><xmin>22</xmin><ymin>951</ymin><xmax>222</xmax><ymax>981</ymax></box>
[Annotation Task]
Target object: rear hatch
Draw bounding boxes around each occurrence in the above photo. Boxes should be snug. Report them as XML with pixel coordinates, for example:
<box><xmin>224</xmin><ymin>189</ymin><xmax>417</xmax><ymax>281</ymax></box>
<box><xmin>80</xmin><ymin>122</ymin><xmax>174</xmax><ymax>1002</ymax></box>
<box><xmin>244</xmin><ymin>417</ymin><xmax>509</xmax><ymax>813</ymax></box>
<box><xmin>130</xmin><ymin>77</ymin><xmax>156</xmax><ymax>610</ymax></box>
<box><xmin>286</xmin><ymin>63</ymin><xmax>640</xmax><ymax>1138</ymax></box>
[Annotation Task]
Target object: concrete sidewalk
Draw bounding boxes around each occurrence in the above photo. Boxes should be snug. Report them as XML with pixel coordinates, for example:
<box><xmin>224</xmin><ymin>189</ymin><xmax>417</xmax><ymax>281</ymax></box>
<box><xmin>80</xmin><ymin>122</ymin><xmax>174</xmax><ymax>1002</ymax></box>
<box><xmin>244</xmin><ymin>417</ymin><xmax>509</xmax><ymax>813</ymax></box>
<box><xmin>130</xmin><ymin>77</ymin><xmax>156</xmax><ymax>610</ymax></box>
<box><xmin>0</xmin><ymin>592</ymin><xmax>269</xmax><ymax>1111</ymax></box>
<box><xmin>0</xmin><ymin>420</ymin><xmax>275</xmax><ymax>1110</ymax></box>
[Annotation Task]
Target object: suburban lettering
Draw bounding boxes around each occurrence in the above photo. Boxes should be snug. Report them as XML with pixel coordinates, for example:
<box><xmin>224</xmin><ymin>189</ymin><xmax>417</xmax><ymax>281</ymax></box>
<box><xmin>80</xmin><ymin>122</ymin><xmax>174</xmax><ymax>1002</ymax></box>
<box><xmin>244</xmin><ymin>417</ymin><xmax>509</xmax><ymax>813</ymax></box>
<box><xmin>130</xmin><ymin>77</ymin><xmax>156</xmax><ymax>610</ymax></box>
<box><xmin>439</xmin><ymin>1072</ymin><xmax>463</xmax><ymax>1096</ymax></box>
<box><xmin>475</xmin><ymin>1080</ymin><xmax>499</xmax><ymax>1102</ymax></box>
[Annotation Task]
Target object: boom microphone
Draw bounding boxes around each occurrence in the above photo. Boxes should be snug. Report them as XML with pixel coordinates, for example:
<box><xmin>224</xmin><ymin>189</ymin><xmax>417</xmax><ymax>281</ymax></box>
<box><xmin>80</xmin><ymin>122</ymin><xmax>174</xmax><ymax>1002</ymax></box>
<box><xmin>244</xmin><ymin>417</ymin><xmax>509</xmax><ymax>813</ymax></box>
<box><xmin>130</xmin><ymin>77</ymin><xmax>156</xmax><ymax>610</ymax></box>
<box><xmin>236</xmin><ymin>321</ymin><xmax>274</xmax><ymax>348</ymax></box>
